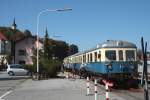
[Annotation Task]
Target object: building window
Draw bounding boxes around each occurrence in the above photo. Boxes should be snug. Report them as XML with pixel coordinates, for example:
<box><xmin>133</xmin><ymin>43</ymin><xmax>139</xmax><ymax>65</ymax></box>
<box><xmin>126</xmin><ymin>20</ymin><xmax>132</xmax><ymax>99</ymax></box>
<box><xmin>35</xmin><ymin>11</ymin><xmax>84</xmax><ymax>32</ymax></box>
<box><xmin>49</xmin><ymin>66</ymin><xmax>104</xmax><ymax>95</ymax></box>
<box><xmin>18</xmin><ymin>50</ymin><xmax>26</xmax><ymax>56</ymax></box>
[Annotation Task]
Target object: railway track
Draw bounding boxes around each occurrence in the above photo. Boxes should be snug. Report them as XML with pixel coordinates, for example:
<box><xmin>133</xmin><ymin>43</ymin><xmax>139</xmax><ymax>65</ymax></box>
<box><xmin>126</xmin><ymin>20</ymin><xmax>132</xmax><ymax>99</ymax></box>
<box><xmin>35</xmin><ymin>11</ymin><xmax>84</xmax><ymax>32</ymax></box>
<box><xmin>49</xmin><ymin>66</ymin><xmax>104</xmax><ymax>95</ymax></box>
<box><xmin>64</xmin><ymin>71</ymin><xmax>147</xmax><ymax>100</ymax></box>
<box><xmin>90</xmin><ymin>77</ymin><xmax>145</xmax><ymax>100</ymax></box>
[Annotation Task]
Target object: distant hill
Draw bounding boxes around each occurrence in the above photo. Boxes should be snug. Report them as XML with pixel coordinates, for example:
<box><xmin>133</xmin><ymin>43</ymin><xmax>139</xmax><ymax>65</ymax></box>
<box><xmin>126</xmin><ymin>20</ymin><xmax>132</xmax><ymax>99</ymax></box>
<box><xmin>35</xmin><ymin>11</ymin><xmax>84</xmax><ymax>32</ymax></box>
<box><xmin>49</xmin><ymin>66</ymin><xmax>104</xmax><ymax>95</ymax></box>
<box><xmin>0</xmin><ymin>27</ymin><xmax>25</xmax><ymax>41</ymax></box>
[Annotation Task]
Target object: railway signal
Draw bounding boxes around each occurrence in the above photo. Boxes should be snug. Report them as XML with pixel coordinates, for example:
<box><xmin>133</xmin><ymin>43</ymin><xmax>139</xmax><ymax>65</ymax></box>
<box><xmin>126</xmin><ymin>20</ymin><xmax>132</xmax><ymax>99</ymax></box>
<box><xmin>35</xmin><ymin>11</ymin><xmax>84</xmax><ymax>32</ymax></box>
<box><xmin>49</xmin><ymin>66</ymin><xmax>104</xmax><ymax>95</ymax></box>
<box><xmin>141</xmin><ymin>37</ymin><xmax>149</xmax><ymax>100</ymax></box>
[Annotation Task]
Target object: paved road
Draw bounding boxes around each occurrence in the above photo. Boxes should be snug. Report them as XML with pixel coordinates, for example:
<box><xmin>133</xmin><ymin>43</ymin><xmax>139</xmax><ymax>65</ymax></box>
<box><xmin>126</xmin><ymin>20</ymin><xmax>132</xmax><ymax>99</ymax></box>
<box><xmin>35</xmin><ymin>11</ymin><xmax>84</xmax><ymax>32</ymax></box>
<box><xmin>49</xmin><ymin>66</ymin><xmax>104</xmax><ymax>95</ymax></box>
<box><xmin>0</xmin><ymin>77</ymin><xmax>137</xmax><ymax>100</ymax></box>
<box><xmin>0</xmin><ymin>71</ymin><xmax>30</xmax><ymax>99</ymax></box>
<box><xmin>0</xmin><ymin>72</ymin><xmax>148</xmax><ymax>100</ymax></box>
<box><xmin>0</xmin><ymin>71</ymin><xmax>30</xmax><ymax>80</ymax></box>
<box><xmin>3</xmin><ymin>79</ymin><xmax>99</xmax><ymax>100</ymax></box>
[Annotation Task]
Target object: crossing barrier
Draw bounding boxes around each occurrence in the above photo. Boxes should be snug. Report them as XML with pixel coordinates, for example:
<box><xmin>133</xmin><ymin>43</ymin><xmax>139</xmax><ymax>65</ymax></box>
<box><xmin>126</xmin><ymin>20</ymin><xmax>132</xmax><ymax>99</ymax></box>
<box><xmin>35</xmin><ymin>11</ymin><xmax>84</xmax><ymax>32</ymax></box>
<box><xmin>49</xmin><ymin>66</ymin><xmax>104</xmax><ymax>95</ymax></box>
<box><xmin>105</xmin><ymin>83</ymin><xmax>109</xmax><ymax>100</ymax></box>
<box><xmin>86</xmin><ymin>77</ymin><xmax>90</xmax><ymax>95</ymax></box>
<box><xmin>65</xmin><ymin>72</ymin><xmax>69</xmax><ymax>79</ymax></box>
<box><xmin>94</xmin><ymin>79</ymin><xmax>97</xmax><ymax>100</ymax></box>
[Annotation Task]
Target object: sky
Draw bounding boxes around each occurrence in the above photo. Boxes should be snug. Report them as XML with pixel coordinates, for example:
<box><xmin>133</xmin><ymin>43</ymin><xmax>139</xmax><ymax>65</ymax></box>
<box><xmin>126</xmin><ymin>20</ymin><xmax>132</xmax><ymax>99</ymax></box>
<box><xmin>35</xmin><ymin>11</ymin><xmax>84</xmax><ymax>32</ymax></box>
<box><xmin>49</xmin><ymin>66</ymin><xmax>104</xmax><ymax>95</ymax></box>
<box><xmin>0</xmin><ymin>0</ymin><xmax>150</xmax><ymax>51</ymax></box>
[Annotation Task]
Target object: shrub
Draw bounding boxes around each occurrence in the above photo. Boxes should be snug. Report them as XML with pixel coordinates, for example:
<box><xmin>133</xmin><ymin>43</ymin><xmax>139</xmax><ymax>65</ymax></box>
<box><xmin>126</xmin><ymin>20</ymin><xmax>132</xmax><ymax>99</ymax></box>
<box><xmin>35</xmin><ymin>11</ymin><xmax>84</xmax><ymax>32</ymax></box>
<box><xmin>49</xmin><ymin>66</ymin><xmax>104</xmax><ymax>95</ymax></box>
<box><xmin>36</xmin><ymin>57</ymin><xmax>61</xmax><ymax>78</ymax></box>
<box><xmin>24</xmin><ymin>64</ymin><xmax>36</xmax><ymax>75</ymax></box>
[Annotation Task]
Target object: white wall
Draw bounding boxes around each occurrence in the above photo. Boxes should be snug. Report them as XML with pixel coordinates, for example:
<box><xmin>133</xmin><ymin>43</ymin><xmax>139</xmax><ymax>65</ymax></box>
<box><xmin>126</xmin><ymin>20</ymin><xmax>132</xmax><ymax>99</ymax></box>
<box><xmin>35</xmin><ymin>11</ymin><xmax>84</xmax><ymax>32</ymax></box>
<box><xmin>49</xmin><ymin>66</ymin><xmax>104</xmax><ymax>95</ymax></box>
<box><xmin>15</xmin><ymin>37</ymin><xmax>36</xmax><ymax>64</ymax></box>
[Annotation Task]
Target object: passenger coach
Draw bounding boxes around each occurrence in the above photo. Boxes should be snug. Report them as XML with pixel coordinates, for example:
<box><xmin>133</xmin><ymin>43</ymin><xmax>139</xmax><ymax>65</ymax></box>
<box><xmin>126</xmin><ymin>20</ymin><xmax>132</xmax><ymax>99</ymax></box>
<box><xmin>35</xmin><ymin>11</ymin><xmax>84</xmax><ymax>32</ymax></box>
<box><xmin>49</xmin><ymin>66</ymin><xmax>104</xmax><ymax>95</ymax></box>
<box><xmin>63</xmin><ymin>40</ymin><xmax>137</xmax><ymax>83</ymax></box>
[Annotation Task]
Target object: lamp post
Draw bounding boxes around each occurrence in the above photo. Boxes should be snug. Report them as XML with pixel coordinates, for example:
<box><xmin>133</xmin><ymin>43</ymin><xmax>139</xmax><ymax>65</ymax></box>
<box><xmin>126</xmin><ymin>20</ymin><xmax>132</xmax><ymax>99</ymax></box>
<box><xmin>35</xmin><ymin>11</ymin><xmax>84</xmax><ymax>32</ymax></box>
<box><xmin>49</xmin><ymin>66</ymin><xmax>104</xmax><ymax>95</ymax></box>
<box><xmin>36</xmin><ymin>8</ymin><xmax>72</xmax><ymax>80</ymax></box>
<box><xmin>11</xmin><ymin>18</ymin><xmax>17</xmax><ymax>64</ymax></box>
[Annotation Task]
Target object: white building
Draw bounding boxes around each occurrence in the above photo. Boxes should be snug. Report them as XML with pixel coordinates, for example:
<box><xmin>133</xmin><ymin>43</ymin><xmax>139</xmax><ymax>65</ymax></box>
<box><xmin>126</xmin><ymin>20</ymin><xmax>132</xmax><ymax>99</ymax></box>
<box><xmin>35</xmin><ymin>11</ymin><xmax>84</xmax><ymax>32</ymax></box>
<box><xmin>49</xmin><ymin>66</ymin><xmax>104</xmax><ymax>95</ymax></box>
<box><xmin>15</xmin><ymin>35</ymin><xmax>43</xmax><ymax>65</ymax></box>
<box><xmin>0</xmin><ymin>32</ymin><xmax>11</xmax><ymax>69</ymax></box>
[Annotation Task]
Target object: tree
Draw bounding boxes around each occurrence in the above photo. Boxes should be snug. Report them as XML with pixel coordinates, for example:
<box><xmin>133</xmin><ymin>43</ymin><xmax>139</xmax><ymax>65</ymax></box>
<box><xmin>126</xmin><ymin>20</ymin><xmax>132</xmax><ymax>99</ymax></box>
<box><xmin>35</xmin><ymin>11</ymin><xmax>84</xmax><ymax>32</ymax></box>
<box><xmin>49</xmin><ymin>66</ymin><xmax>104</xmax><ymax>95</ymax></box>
<box><xmin>44</xmin><ymin>28</ymin><xmax>51</xmax><ymax>59</ymax></box>
<box><xmin>69</xmin><ymin>44</ymin><xmax>79</xmax><ymax>55</ymax></box>
<box><xmin>24</xmin><ymin>29</ymin><xmax>32</xmax><ymax>37</ymax></box>
<box><xmin>5</xmin><ymin>53</ymin><xmax>12</xmax><ymax>64</ymax></box>
<box><xmin>52</xmin><ymin>40</ymin><xmax>69</xmax><ymax>60</ymax></box>
<box><xmin>0</xmin><ymin>56</ymin><xmax>6</xmax><ymax>70</ymax></box>
<box><xmin>31</xmin><ymin>28</ymin><xmax>78</xmax><ymax>78</ymax></box>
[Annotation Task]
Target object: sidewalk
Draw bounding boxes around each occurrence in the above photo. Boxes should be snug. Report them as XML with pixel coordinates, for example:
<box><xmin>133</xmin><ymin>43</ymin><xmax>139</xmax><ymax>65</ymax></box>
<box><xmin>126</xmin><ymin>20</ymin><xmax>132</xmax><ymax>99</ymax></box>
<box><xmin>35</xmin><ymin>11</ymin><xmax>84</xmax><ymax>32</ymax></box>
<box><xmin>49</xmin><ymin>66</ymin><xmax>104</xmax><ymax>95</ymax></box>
<box><xmin>2</xmin><ymin>76</ymin><xmax>126</xmax><ymax>100</ymax></box>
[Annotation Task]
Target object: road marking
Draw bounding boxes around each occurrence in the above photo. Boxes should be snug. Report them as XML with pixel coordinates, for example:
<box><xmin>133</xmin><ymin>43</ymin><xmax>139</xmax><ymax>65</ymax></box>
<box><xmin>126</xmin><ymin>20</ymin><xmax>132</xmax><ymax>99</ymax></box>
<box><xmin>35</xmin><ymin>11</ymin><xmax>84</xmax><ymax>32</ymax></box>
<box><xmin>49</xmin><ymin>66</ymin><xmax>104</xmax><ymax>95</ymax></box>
<box><xmin>0</xmin><ymin>90</ymin><xmax>12</xmax><ymax>99</ymax></box>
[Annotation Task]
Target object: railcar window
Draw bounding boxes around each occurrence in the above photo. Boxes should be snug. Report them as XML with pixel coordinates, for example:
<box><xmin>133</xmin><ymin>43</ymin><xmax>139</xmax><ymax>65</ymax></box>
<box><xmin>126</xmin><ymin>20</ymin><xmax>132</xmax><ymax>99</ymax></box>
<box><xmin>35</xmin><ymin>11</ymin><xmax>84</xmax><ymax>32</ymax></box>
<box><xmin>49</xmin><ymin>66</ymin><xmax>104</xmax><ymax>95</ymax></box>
<box><xmin>119</xmin><ymin>50</ymin><xmax>123</xmax><ymax>61</ymax></box>
<box><xmin>79</xmin><ymin>57</ymin><xmax>81</xmax><ymax>63</ymax></box>
<box><xmin>78</xmin><ymin>57</ymin><xmax>79</xmax><ymax>63</ymax></box>
<box><xmin>82</xmin><ymin>55</ymin><xmax>84</xmax><ymax>63</ymax></box>
<box><xmin>126</xmin><ymin>50</ymin><xmax>135</xmax><ymax>61</ymax></box>
<box><xmin>83</xmin><ymin>55</ymin><xmax>86</xmax><ymax>63</ymax></box>
<box><xmin>90</xmin><ymin>53</ymin><xmax>93</xmax><ymax>62</ymax></box>
<box><xmin>98</xmin><ymin>54</ymin><xmax>101</xmax><ymax>58</ymax></box>
<box><xmin>98</xmin><ymin>51</ymin><xmax>101</xmax><ymax>61</ymax></box>
<box><xmin>105</xmin><ymin>50</ymin><xmax>116</xmax><ymax>61</ymax></box>
<box><xmin>94</xmin><ymin>52</ymin><xmax>97</xmax><ymax>62</ymax></box>
<box><xmin>87</xmin><ymin>54</ymin><xmax>89</xmax><ymax>63</ymax></box>
<box><xmin>85</xmin><ymin>55</ymin><xmax>86</xmax><ymax>62</ymax></box>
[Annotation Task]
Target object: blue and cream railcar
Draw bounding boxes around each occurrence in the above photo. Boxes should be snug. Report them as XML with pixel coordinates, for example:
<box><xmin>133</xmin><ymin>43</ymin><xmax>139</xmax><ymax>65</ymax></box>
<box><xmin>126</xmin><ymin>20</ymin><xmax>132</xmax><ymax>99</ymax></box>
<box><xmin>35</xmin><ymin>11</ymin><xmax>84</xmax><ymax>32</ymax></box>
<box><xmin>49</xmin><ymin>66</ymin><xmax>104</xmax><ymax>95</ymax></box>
<box><xmin>64</xmin><ymin>40</ymin><xmax>137</xmax><ymax>79</ymax></box>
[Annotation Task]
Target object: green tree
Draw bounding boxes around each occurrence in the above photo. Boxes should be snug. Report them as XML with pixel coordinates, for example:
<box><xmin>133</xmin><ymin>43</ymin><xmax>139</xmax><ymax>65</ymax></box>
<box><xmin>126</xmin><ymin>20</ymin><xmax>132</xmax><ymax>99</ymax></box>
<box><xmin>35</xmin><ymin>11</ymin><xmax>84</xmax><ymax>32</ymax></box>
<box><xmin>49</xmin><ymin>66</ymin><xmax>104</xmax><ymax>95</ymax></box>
<box><xmin>44</xmin><ymin>28</ymin><xmax>51</xmax><ymax>59</ymax></box>
<box><xmin>5</xmin><ymin>53</ymin><xmax>12</xmax><ymax>64</ymax></box>
<box><xmin>69</xmin><ymin>44</ymin><xmax>79</xmax><ymax>55</ymax></box>
<box><xmin>24</xmin><ymin>29</ymin><xmax>32</xmax><ymax>37</ymax></box>
<box><xmin>31</xmin><ymin>28</ymin><xmax>79</xmax><ymax>78</ymax></box>
<box><xmin>53</xmin><ymin>40</ymin><xmax>69</xmax><ymax>60</ymax></box>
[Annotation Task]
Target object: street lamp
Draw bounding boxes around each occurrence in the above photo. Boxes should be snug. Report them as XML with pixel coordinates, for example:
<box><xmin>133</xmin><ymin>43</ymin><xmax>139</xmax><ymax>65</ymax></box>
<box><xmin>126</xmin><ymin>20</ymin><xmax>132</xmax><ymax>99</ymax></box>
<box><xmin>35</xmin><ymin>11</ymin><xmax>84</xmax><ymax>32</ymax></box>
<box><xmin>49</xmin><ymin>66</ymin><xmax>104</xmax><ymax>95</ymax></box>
<box><xmin>11</xmin><ymin>18</ymin><xmax>17</xmax><ymax>64</ymax></box>
<box><xmin>36</xmin><ymin>8</ymin><xmax>72</xmax><ymax>80</ymax></box>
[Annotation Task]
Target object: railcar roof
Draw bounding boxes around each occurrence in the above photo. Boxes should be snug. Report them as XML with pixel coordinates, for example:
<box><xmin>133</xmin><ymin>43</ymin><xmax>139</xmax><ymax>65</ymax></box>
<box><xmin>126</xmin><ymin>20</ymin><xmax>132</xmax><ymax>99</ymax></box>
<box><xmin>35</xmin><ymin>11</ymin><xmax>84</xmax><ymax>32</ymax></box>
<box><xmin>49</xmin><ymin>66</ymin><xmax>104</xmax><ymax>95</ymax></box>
<box><xmin>85</xmin><ymin>40</ymin><xmax>136</xmax><ymax>52</ymax></box>
<box><xmin>68</xmin><ymin>40</ymin><xmax>137</xmax><ymax>57</ymax></box>
<box><xmin>97</xmin><ymin>40</ymin><xmax>137</xmax><ymax>48</ymax></box>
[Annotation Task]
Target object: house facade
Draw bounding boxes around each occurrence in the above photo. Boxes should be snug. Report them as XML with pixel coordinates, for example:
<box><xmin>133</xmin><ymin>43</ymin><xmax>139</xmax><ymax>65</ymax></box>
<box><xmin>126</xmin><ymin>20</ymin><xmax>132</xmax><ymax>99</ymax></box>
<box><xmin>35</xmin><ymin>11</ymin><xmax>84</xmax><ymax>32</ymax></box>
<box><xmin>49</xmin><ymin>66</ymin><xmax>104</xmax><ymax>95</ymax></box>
<box><xmin>0</xmin><ymin>32</ymin><xmax>11</xmax><ymax>69</ymax></box>
<box><xmin>15</xmin><ymin>35</ymin><xmax>43</xmax><ymax>65</ymax></box>
<box><xmin>0</xmin><ymin>32</ymin><xmax>11</xmax><ymax>54</ymax></box>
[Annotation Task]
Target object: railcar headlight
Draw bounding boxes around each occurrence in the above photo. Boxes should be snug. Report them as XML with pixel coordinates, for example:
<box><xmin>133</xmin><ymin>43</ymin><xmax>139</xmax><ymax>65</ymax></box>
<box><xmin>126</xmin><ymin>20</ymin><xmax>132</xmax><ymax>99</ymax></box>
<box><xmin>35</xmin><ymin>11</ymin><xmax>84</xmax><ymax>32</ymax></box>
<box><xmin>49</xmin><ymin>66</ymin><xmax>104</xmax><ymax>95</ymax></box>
<box><xmin>105</xmin><ymin>62</ymin><xmax>113</xmax><ymax>71</ymax></box>
<box><xmin>108</xmin><ymin>63</ymin><xmax>112</xmax><ymax>70</ymax></box>
<box><xmin>131</xmin><ymin>65</ymin><xmax>134</xmax><ymax>69</ymax></box>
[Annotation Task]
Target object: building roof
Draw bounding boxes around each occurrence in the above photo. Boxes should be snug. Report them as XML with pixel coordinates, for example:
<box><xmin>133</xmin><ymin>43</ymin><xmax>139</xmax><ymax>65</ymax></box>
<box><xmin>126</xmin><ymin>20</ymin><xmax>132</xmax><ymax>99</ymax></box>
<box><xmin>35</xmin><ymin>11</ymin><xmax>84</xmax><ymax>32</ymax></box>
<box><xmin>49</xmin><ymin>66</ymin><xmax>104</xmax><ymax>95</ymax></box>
<box><xmin>15</xmin><ymin>35</ymin><xmax>35</xmax><ymax>43</ymax></box>
<box><xmin>0</xmin><ymin>32</ymin><xmax>7</xmax><ymax>40</ymax></box>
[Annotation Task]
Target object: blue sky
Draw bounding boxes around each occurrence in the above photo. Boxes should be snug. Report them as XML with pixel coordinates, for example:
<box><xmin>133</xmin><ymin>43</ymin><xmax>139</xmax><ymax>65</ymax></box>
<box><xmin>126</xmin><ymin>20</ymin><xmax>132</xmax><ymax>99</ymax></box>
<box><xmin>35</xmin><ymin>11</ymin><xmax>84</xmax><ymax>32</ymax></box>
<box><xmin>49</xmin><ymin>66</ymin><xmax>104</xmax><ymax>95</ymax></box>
<box><xmin>0</xmin><ymin>0</ymin><xmax>150</xmax><ymax>51</ymax></box>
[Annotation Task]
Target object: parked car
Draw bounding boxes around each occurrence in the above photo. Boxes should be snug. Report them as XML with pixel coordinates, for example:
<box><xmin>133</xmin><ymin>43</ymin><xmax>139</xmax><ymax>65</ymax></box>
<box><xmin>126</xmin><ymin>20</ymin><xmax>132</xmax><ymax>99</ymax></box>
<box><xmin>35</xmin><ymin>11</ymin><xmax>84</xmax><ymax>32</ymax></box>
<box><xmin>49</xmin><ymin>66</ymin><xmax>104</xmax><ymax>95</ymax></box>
<box><xmin>7</xmin><ymin>64</ymin><xmax>28</xmax><ymax>76</ymax></box>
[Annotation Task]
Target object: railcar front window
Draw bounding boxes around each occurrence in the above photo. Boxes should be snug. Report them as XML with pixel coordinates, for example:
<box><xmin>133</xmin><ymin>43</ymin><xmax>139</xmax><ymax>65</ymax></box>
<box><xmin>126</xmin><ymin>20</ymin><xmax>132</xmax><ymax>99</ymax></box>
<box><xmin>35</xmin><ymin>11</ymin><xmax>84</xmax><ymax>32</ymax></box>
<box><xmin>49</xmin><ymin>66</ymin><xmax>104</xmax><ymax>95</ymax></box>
<box><xmin>98</xmin><ymin>51</ymin><xmax>101</xmax><ymax>62</ymax></box>
<box><xmin>105</xmin><ymin>50</ymin><xmax>116</xmax><ymax>61</ymax></box>
<box><xmin>119</xmin><ymin>50</ymin><xmax>123</xmax><ymax>61</ymax></box>
<box><xmin>94</xmin><ymin>52</ymin><xmax>97</xmax><ymax>62</ymax></box>
<box><xmin>90</xmin><ymin>53</ymin><xmax>93</xmax><ymax>62</ymax></box>
<box><xmin>87</xmin><ymin>54</ymin><xmax>89</xmax><ymax>62</ymax></box>
<box><xmin>126</xmin><ymin>50</ymin><xmax>135</xmax><ymax>61</ymax></box>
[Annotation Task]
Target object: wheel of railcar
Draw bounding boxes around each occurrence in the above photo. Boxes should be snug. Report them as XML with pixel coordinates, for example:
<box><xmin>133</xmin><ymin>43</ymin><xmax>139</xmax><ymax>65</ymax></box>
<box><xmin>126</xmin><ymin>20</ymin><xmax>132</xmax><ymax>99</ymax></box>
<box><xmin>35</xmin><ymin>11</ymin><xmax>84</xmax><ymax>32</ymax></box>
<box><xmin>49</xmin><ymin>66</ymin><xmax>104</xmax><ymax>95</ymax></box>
<box><xmin>126</xmin><ymin>79</ymin><xmax>139</xmax><ymax>89</ymax></box>
<box><xmin>79</xmin><ymin>68</ymin><xmax>86</xmax><ymax>78</ymax></box>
